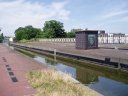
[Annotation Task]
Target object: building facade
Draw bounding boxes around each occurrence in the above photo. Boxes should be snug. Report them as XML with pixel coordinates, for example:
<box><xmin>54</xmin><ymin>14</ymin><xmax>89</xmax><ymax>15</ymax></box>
<box><xmin>98</xmin><ymin>33</ymin><xmax>128</xmax><ymax>44</ymax></box>
<box><xmin>76</xmin><ymin>30</ymin><xmax>98</xmax><ymax>49</ymax></box>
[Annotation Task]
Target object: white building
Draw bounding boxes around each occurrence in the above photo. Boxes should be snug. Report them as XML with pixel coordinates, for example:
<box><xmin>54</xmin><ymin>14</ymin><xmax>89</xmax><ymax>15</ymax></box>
<box><xmin>98</xmin><ymin>33</ymin><xmax>128</xmax><ymax>44</ymax></box>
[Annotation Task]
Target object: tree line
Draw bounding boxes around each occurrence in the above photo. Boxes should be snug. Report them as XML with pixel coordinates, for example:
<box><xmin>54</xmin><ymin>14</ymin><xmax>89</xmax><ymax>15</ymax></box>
<box><xmin>15</xmin><ymin>20</ymin><xmax>83</xmax><ymax>41</ymax></box>
<box><xmin>0</xmin><ymin>33</ymin><xmax>4</xmax><ymax>43</ymax></box>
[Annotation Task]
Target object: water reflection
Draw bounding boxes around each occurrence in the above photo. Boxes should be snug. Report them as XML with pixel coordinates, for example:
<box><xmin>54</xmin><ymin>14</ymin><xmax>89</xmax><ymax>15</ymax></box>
<box><xmin>33</xmin><ymin>56</ymin><xmax>128</xmax><ymax>96</ymax></box>
<box><xmin>34</xmin><ymin>56</ymin><xmax>76</xmax><ymax>78</ymax></box>
<box><xmin>55</xmin><ymin>64</ymin><xmax>76</xmax><ymax>78</ymax></box>
<box><xmin>76</xmin><ymin>67</ymin><xmax>99</xmax><ymax>84</ymax></box>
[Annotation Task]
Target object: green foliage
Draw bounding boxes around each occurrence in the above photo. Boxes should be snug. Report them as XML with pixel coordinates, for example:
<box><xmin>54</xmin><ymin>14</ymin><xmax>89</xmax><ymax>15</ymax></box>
<box><xmin>14</xmin><ymin>20</ymin><xmax>83</xmax><ymax>40</ymax></box>
<box><xmin>19</xmin><ymin>38</ymin><xmax>39</xmax><ymax>43</ymax></box>
<box><xmin>42</xmin><ymin>20</ymin><xmax>66</xmax><ymax>38</ymax></box>
<box><xmin>0</xmin><ymin>33</ymin><xmax>4</xmax><ymax>43</ymax></box>
<box><xmin>66</xmin><ymin>32</ymin><xmax>75</xmax><ymax>38</ymax></box>
<box><xmin>15</xmin><ymin>25</ymin><xmax>42</xmax><ymax>41</ymax></box>
<box><xmin>66</xmin><ymin>29</ymin><xmax>83</xmax><ymax>38</ymax></box>
<box><xmin>19</xmin><ymin>39</ymin><xmax>29</xmax><ymax>43</ymax></box>
<box><xmin>70</xmin><ymin>29</ymin><xmax>83</xmax><ymax>33</ymax></box>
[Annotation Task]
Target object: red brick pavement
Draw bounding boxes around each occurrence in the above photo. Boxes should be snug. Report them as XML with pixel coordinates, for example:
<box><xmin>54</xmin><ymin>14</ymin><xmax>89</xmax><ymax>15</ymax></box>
<box><xmin>0</xmin><ymin>44</ymin><xmax>47</xmax><ymax>96</ymax></box>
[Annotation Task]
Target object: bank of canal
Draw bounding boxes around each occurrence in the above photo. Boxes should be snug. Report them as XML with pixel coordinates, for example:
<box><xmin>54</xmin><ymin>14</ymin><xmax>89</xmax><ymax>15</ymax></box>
<box><xmin>12</xmin><ymin>46</ymin><xmax>128</xmax><ymax>96</ymax></box>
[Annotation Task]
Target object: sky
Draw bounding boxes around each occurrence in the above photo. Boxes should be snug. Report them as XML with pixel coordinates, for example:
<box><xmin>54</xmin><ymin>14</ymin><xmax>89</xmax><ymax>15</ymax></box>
<box><xmin>0</xmin><ymin>0</ymin><xmax>128</xmax><ymax>36</ymax></box>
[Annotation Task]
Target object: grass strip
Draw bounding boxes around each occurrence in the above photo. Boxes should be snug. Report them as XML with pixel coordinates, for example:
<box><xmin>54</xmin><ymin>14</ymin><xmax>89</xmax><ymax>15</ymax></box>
<box><xmin>27</xmin><ymin>69</ymin><xmax>101</xmax><ymax>96</ymax></box>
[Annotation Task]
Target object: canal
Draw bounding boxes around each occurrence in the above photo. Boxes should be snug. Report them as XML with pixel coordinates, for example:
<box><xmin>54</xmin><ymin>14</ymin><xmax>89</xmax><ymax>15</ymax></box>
<box><xmin>12</xmin><ymin>46</ymin><xmax>128</xmax><ymax>96</ymax></box>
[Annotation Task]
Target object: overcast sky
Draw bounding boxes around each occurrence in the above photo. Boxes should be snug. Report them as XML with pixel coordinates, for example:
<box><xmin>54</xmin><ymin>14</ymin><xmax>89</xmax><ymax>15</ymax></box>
<box><xmin>0</xmin><ymin>0</ymin><xmax>128</xmax><ymax>36</ymax></box>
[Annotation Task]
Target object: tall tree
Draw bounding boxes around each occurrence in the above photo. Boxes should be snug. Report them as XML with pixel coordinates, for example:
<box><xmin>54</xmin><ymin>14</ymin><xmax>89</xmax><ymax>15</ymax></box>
<box><xmin>15</xmin><ymin>25</ymin><xmax>42</xmax><ymax>41</ymax></box>
<box><xmin>15</xmin><ymin>27</ymin><xmax>25</xmax><ymax>40</ymax></box>
<box><xmin>42</xmin><ymin>20</ymin><xmax>66</xmax><ymax>38</ymax></box>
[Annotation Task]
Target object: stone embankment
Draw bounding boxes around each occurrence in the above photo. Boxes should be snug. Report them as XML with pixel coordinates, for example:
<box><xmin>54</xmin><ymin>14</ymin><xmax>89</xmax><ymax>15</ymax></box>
<box><xmin>11</xmin><ymin>42</ymin><xmax>128</xmax><ymax>70</ymax></box>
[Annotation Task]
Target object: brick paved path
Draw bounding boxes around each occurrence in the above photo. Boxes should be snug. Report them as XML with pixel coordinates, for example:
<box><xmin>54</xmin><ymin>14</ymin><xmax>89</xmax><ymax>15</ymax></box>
<box><xmin>0</xmin><ymin>44</ymin><xmax>47</xmax><ymax>96</ymax></box>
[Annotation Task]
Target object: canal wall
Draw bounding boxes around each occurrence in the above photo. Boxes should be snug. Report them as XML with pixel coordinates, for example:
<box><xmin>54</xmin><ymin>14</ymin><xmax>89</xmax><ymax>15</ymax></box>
<box><xmin>14</xmin><ymin>46</ymin><xmax>128</xmax><ymax>84</ymax></box>
<box><xmin>11</xmin><ymin>43</ymin><xmax>128</xmax><ymax>70</ymax></box>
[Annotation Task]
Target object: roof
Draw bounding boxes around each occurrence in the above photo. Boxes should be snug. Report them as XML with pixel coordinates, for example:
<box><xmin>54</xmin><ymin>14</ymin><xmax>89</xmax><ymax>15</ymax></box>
<box><xmin>76</xmin><ymin>30</ymin><xmax>99</xmax><ymax>34</ymax></box>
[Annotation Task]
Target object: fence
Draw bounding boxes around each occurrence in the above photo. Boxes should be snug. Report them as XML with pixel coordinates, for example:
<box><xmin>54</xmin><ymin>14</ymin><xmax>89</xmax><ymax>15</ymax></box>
<box><xmin>39</xmin><ymin>38</ymin><xmax>75</xmax><ymax>43</ymax></box>
<box><xmin>39</xmin><ymin>35</ymin><xmax>128</xmax><ymax>44</ymax></box>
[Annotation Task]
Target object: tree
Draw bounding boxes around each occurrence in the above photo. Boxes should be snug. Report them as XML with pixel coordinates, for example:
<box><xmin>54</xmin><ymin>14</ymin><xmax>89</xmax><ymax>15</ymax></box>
<box><xmin>0</xmin><ymin>33</ymin><xmax>4</xmax><ymax>43</ymax></box>
<box><xmin>42</xmin><ymin>20</ymin><xmax>66</xmax><ymax>38</ymax></box>
<box><xmin>66</xmin><ymin>28</ymin><xmax>83</xmax><ymax>38</ymax></box>
<box><xmin>15</xmin><ymin>25</ymin><xmax>42</xmax><ymax>41</ymax></box>
<box><xmin>66</xmin><ymin>32</ymin><xmax>75</xmax><ymax>38</ymax></box>
<box><xmin>15</xmin><ymin>27</ymin><xmax>25</xmax><ymax>40</ymax></box>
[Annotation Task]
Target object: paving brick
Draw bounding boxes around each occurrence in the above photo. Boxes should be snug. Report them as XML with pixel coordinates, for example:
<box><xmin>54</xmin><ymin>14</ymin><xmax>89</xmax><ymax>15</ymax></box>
<box><xmin>0</xmin><ymin>44</ymin><xmax>47</xmax><ymax>96</ymax></box>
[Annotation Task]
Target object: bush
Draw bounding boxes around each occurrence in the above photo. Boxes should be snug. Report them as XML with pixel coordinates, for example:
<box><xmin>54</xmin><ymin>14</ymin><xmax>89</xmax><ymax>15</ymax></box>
<box><xmin>19</xmin><ymin>39</ymin><xmax>29</xmax><ymax>43</ymax></box>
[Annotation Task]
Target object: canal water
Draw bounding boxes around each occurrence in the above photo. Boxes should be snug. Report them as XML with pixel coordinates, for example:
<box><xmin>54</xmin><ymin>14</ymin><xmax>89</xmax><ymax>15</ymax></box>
<box><xmin>14</xmin><ymin>47</ymin><xmax>128</xmax><ymax>96</ymax></box>
<box><xmin>33</xmin><ymin>56</ymin><xmax>128</xmax><ymax>96</ymax></box>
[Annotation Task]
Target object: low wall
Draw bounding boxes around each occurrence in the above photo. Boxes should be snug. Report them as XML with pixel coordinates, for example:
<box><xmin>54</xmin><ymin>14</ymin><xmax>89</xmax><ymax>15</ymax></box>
<box><xmin>39</xmin><ymin>38</ymin><xmax>75</xmax><ymax>43</ymax></box>
<box><xmin>39</xmin><ymin>36</ymin><xmax>128</xmax><ymax>44</ymax></box>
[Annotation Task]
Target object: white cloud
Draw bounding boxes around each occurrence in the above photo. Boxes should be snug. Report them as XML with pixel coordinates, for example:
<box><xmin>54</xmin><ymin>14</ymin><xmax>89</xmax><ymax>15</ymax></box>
<box><xmin>0</xmin><ymin>0</ymin><xmax>70</xmax><ymax>36</ymax></box>
<box><xmin>102</xmin><ymin>10</ymin><xmax>128</xmax><ymax>19</ymax></box>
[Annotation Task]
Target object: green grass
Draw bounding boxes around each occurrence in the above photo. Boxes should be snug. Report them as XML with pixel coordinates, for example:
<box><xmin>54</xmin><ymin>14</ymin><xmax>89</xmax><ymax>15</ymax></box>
<box><xmin>19</xmin><ymin>38</ymin><xmax>39</xmax><ymax>43</ymax></box>
<box><xmin>27</xmin><ymin>70</ymin><xmax>101</xmax><ymax>96</ymax></box>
